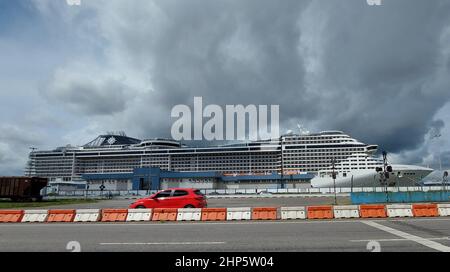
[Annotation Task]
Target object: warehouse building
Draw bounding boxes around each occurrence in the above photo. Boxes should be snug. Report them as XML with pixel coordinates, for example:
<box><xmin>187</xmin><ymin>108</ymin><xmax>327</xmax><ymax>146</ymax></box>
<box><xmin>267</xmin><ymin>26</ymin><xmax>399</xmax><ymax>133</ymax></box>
<box><xmin>81</xmin><ymin>167</ymin><xmax>314</xmax><ymax>191</ymax></box>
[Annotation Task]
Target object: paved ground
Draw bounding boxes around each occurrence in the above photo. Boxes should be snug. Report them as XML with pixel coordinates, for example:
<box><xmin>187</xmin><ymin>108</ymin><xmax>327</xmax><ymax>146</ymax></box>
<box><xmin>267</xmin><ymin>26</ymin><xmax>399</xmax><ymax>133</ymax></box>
<box><xmin>19</xmin><ymin>196</ymin><xmax>351</xmax><ymax>210</ymax></box>
<box><xmin>0</xmin><ymin>218</ymin><xmax>449</xmax><ymax>252</ymax></box>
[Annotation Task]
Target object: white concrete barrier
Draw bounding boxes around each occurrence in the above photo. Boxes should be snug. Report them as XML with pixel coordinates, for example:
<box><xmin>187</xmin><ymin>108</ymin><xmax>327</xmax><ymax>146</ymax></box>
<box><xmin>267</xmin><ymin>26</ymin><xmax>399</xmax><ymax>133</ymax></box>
<box><xmin>74</xmin><ymin>209</ymin><xmax>101</xmax><ymax>222</ymax></box>
<box><xmin>177</xmin><ymin>208</ymin><xmax>202</xmax><ymax>221</ymax></box>
<box><xmin>438</xmin><ymin>204</ymin><xmax>450</xmax><ymax>217</ymax></box>
<box><xmin>227</xmin><ymin>207</ymin><xmax>251</xmax><ymax>220</ymax></box>
<box><xmin>126</xmin><ymin>209</ymin><xmax>152</xmax><ymax>222</ymax></box>
<box><xmin>333</xmin><ymin>205</ymin><xmax>360</xmax><ymax>219</ymax></box>
<box><xmin>21</xmin><ymin>210</ymin><xmax>48</xmax><ymax>223</ymax></box>
<box><xmin>387</xmin><ymin>204</ymin><xmax>413</xmax><ymax>217</ymax></box>
<box><xmin>281</xmin><ymin>207</ymin><xmax>306</xmax><ymax>220</ymax></box>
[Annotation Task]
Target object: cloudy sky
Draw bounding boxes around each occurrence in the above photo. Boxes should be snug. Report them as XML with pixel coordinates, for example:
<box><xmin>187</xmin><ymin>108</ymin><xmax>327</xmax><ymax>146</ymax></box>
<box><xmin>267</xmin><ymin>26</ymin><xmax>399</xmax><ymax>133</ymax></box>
<box><xmin>0</xmin><ymin>0</ymin><xmax>449</xmax><ymax>175</ymax></box>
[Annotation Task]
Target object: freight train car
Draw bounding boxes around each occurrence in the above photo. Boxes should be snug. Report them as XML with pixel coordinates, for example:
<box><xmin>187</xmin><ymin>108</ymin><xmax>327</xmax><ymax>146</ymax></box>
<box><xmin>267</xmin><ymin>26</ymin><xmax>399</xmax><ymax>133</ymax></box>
<box><xmin>0</xmin><ymin>177</ymin><xmax>48</xmax><ymax>201</ymax></box>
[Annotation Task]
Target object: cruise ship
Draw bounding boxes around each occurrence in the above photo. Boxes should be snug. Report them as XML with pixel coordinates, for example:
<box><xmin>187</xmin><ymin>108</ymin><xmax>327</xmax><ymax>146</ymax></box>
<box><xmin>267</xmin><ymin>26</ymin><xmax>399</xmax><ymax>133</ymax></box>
<box><xmin>26</xmin><ymin>131</ymin><xmax>433</xmax><ymax>189</ymax></box>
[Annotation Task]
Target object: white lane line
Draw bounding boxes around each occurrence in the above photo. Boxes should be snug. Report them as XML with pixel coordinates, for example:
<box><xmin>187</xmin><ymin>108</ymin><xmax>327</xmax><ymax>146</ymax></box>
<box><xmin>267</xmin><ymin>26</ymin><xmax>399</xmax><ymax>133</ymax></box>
<box><xmin>361</xmin><ymin>221</ymin><xmax>450</xmax><ymax>252</ymax></box>
<box><xmin>100</xmin><ymin>242</ymin><xmax>226</xmax><ymax>246</ymax></box>
<box><xmin>351</xmin><ymin>237</ymin><xmax>450</xmax><ymax>242</ymax></box>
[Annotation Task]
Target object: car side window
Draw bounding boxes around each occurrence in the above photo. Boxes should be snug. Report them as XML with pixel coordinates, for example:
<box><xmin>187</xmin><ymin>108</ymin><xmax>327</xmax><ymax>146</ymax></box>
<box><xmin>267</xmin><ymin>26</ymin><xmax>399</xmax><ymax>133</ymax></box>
<box><xmin>173</xmin><ymin>190</ymin><xmax>188</xmax><ymax>197</ymax></box>
<box><xmin>194</xmin><ymin>190</ymin><xmax>204</xmax><ymax>196</ymax></box>
<box><xmin>154</xmin><ymin>190</ymin><xmax>172</xmax><ymax>198</ymax></box>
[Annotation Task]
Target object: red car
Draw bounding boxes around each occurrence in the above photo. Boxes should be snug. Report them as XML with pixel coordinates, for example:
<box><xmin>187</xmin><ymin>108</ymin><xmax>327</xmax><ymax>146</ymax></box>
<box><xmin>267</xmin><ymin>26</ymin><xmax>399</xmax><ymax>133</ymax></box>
<box><xmin>129</xmin><ymin>188</ymin><xmax>207</xmax><ymax>209</ymax></box>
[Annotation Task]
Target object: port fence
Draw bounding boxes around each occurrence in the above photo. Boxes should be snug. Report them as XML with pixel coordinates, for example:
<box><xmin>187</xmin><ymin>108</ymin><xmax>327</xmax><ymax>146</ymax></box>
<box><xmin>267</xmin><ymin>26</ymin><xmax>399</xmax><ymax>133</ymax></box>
<box><xmin>41</xmin><ymin>186</ymin><xmax>450</xmax><ymax>199</ymax></box>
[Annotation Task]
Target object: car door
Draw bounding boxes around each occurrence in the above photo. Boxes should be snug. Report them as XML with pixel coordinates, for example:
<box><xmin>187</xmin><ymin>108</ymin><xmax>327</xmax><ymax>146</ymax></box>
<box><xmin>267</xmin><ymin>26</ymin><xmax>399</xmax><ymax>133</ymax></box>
<box><xmin>171</xmin><ymin>189</ymin><xmax>190</xmax><ymax>207</ymax></box>
<box><xmin>152</xmin><ymin>190</ymin><xmax>173</xmax><ymax>208</ymax></box>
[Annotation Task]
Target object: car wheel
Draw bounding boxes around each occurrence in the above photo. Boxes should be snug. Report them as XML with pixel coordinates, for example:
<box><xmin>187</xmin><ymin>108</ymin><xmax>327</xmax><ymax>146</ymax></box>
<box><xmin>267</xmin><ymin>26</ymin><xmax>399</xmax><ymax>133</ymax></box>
<box><xmin>184</xmin><ymin>204</ymin><xmax>195</xmax><ymax>208</ymax></box>
<box><xmin>136</xmin><ymin>205</ymin><xmax>146</xmax><ymax>209</ymax></box>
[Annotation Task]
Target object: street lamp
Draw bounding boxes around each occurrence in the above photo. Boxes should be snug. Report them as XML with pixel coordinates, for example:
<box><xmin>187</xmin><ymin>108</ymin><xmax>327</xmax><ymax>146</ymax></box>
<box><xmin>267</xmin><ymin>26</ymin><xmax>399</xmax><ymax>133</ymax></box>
<box><xmin>378</xmin><ymin>151</ymin><xmax>393</xmax><ymax>203</ymax></box>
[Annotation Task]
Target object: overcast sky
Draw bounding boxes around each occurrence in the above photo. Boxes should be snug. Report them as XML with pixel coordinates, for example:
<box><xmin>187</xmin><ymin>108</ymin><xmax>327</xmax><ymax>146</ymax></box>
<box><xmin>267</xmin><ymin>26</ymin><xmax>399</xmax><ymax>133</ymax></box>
<box><xmin>0</xmin><ymin>0</ymin><xmax>449</xmax><ymax>175</ymax></box>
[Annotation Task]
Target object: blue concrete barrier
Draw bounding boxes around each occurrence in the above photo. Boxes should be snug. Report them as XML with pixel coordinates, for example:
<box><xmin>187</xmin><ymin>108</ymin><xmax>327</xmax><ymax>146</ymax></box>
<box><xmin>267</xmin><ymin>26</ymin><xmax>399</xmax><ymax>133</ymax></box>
<box><xmin>351</xmin><ymin>191</ymin><xmax>450</xmax><ymax>204</ymax></box>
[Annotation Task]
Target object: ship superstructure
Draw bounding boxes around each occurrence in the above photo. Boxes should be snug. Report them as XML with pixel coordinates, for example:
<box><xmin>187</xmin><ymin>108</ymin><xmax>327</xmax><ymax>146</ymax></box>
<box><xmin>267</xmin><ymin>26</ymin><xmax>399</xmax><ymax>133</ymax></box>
<box><xmin>26</xmin><ymin>131</ymin><xmax>381</xmax><ymax>183</ymax></box>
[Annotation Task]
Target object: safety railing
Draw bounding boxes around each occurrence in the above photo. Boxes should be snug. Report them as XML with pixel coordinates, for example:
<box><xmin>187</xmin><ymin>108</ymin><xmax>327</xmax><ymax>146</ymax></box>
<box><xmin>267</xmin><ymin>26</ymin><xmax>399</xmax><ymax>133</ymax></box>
<box><xmin>43</xmin><ymin>185</ymin><xmax>449</xmax><ymax>198</ymax></box>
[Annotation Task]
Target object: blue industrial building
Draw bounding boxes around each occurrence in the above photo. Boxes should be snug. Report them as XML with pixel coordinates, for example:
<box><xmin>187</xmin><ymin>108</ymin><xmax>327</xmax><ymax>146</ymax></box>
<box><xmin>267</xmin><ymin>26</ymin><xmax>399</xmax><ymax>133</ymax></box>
<box><xmin>81</xmin><ymin>167</ymin><xmax>314</xmax><ymax>191</ymax></box>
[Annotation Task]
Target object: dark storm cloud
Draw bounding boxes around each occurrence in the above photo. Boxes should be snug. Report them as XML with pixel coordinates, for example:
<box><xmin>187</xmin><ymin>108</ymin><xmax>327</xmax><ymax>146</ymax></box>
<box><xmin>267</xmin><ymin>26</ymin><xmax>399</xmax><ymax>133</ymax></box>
<box><xmin>33</xmin><ymin>0</ymin><xmax>450</xmax><ymax>158</ymax></box>
<box><xmin>92</xmin><ymin>0</ymin><xmax>312</xmax><ymax>138</ymax></box>
<box><xmin>42</xmin><ymin>67</ymin><xmax>132</xmax><ymax>116</ymax></box>
<box><xmin>429</xmin><ymin>119</ymin><xmax>445</xmax><ymax>136</ymax></box>
<box><xmin>301</xmin><ymin>0</ymin><xmax>450</xmax><ymax>153</ymax></box>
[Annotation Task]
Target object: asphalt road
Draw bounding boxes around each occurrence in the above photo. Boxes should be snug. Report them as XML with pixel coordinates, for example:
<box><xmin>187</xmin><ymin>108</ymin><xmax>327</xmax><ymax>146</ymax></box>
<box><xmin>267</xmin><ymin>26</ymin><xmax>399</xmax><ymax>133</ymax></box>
<box><xmin>1</xmin><ymin>218</ymin><xmax>449</xmax><ymax>252</ymax></box>
<box><xmin>20</xmin><ymin>196</ymin><xmax>351</xmax><ymax>210</ymax></box>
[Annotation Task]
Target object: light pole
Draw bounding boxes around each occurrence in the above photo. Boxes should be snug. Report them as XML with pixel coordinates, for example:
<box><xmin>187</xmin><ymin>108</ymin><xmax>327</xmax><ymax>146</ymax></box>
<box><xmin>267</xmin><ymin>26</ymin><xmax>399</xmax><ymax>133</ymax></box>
<box><xmin>280</xmin><ymin>135</ymin><xmax>285</xmax><ymax>189</ymax></box>
<box><xmin>430</xmin><ymin>132</ymin><xmax>442</xmax><ymax>171</ymax></box>
<box><xmin>331</xmin><ymin>158</ymin><xmax>337</xmax><ymax>205</ymax></box>
<box><xmin>444</xmin><ymin>171</ymin><xmax>448</xmax><ymax>191</ymax></box>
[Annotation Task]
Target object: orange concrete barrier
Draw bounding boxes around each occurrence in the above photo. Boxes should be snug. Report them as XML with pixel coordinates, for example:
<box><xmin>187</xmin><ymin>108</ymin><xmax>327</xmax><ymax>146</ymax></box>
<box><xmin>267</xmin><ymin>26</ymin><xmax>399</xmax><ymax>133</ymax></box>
<box><xmin>412</xmin><ymin>204</ymin><xmax>439</xmax><ymax>217</ymax></box>
<box><xmin>0</xmin><ymin>210</ymin><xmax>24</xmax><ymax>223</ymax></box>
<box><xmin>359</xmin><ymin>205</ymin><xmax>387</xmax><ymax>218</ymax></box>
<box><xmin>307</xmin><ymin>206</ymin><xmax>333</xmax><ymax>219</ymax></box>
<box><xmin>252</xmin><ymin>207</ymin><xmax>278</xmax><ymax>220</ymax></box>
<box><xmin>152</xmin><ymin>208</ymin><xmax>178</xmax><ymax>221</ymax></box>
<box><xmin>101</xmin><ymin>209</ymin><xmax>128</xmax><ymax>222</ymax></box>
<box><xmin>201</xmin><ymin>208</ymin><xmax>227</xmax><ymax>221</ymax></box>
<box><xmin>47</xmin><ymin>210</ymin><xmax>76</xmax><ymax>223</ymax></box>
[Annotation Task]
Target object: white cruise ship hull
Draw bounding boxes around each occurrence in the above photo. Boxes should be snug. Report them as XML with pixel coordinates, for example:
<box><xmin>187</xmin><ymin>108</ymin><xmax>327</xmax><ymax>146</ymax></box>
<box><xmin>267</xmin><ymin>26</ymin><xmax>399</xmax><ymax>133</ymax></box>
<box><xmin>310</xmin><ymin>165</ymin><xmax>434</xmax><ymax>188</ymax></box>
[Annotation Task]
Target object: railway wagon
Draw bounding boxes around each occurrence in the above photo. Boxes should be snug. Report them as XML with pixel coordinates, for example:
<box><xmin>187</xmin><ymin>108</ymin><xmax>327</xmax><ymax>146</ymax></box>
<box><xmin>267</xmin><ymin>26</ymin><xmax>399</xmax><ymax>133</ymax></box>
<box><xmin>0</xmin><ymin>177</ymin><xmax>48</xmax><ymax>201</ymax></box>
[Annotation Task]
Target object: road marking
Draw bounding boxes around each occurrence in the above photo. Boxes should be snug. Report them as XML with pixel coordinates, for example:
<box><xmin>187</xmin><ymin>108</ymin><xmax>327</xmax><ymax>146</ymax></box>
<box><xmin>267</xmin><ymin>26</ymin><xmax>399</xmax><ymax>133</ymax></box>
<box><xmin>100</xmin><ymin>242</ymin><xmax>226</xmax><ymax>246</ymax></box>
<box><xmin>351</xmin><ymin>237</ymin><xmax>450</xmax><ymax>242</ymax></box>
<box><xmin>361</xmin><ymin>221</ymin><xmax>450</xmax><ymax>252</ymax></box>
